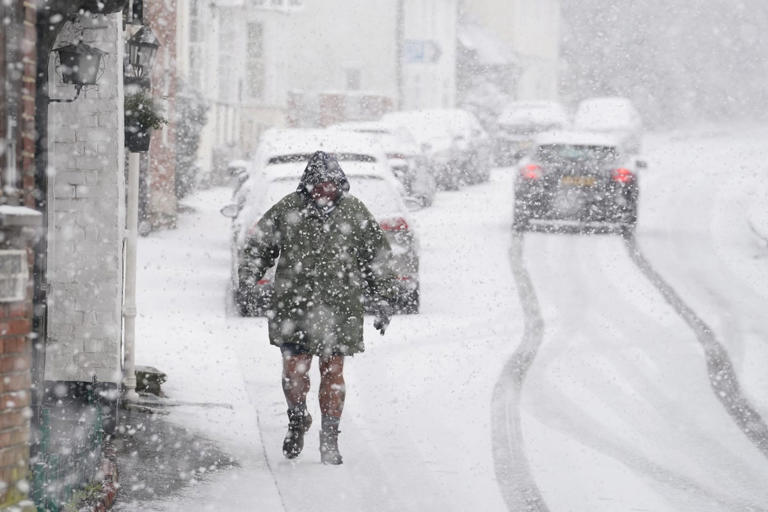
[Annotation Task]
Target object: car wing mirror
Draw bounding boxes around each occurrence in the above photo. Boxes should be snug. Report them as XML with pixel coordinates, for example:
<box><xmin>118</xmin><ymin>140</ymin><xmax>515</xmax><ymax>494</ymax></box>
<box><xmin>404</xmin><ymin>197</ymin><xmax>422</xmax><ymax>211</ymax></box>
<box><xmin>220</xmin><ymin>204</ymin><xmax>239</xmax><ymax>218</ymax></box>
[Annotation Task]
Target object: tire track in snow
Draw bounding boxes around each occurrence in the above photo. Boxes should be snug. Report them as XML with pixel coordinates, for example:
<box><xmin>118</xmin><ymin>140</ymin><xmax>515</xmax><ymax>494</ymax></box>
<box><xmin>624</xmin><ymin>234</ymin><xmax>768</xmax><ymax>461</ymax></box>
<box><xmin>491</xmin><ymin>232</ymin><xmax>550</xmax><ymax>512</ymax></box>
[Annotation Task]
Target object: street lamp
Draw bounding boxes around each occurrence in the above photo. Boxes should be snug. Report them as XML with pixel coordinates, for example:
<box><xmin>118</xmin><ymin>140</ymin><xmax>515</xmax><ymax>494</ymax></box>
<box><xmin>125</xmin><ymin>26</ymin><xmax>159</xmax><ymax>86</ymax></box>
<box><xmin>49</xmin><ymin>42</ymin><xmax>106</xmax><ymax>103</ymax></box>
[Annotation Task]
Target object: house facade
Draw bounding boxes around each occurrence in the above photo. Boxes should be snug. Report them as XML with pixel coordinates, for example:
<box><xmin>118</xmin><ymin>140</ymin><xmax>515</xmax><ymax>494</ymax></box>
<box><xmin>197</xmin><ymin>0</ymin><xmax>460</xmax><ymax>168</ymax></box>
<box><xmin>144</xmin><ymin>0</ymin><xmax>179</xmax><ymax>229</ymax></box>
<box><xmin>461</xmin><ymin>0</ymin><xmax>561</xmax><ymax>100</ymax></box>
<box><xmin>44</xmin><ymin>14</ymin><xmax>126</xmax><ymax>393</ymax></box>
<box><xmin>212</xmin><ymin>0</ymin><xmax>400</xmax><ymax>157</ymax></box>
<box><xmin>401</xmin><ymin>0</ymin><xmax>459</xmax><ymax>110</ymax></box>
<box><xmin>0</xmin><ymin>1</ymin><xmax>40</xmax><ymax>508</ymax></box>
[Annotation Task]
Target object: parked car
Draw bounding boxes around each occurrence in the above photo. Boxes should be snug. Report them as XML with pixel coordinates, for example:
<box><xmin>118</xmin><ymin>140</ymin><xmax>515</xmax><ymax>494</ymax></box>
<box><xmin>329</xmin><ymin>121</ymin><xmax>437</xmax><ymax>207</ymax></box>
<box><xmin>221</xmin><ymin>151</ymin><xmax>420</xmax><ymax>316</ymax></box>
<box><xmin>494</xmin><ymin>101</ymin><xmax>568</xmax><ymax>165</ymax></box>
<box><xmin>513</xmin><ymin>131</ymin><xmax>646</xmax><ymax>234</ymax></box>
<box><xmin>382</xmin><ymin>109</ymin><xmax>493</xmax><ymax>190</ymax></box>
<box><xmin>573</xmin><ymin>97</ymin><xmax>643</xmax><ymax>153</ymax></box>
<box><xmin>226</xmin><ymin>159</ymin><xmax>251</xmax><ymax>188</ymax></box>
<box><xmin>232</xmin><ymin>128</ymin><xmax>403</xmax><ymax>211</ymax></box>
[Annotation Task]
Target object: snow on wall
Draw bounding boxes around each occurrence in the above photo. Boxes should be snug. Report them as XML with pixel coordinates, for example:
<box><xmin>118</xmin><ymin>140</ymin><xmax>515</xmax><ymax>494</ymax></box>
<box><xmin>45</xmin><ymin>13</ymin><xmax>125</xmax><ymax>384</ymax></box>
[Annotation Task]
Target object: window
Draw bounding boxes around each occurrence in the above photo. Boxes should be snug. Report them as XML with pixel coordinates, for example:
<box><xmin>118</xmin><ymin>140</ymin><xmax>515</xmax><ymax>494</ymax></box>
<box><xmin>252</xmin><ymin>0</ymin><xmax>302</xmax><ymax>10</ymax></box>
<box><xmin>246</xmin><ymin>23</ymin><xmax>265</xmax><ymax>99</ymax></box>
<box><xmin>0</xmin><ymin>251</ymin><xmax>28</xmax><ymax>303</ymax></box>
<box><xmin>346</xmin><ymin>68</ymin><xmax>361</xmax><ymax>91</ymax></box>
<box><xmin>123</xmin><ymin>0</ymin><xmax>143</xmax><ymax>24</ymax></box>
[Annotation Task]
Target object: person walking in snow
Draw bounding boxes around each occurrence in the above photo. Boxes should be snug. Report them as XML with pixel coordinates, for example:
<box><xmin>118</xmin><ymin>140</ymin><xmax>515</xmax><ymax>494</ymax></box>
<box><xmin>240</xmin><ymin>151</ymin><xmax>398</xmax><ymax>465</ymax></box>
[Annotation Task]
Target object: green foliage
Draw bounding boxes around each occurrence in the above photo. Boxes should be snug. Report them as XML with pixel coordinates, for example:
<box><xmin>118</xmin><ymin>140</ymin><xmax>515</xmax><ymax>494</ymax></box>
<box><xmin>125</xmin><ymin>92</ymin><xmax>168</xmax><ymax>131</ymax></box>
<box><xmin>175</xmin><ymin>81</ymin><xmax>209</xmax><ymax>199</ymax></box>
<box><xmin>63</xmin><ymin>482</ymin><xmax>103</xmax><ymax>512</ymax></box>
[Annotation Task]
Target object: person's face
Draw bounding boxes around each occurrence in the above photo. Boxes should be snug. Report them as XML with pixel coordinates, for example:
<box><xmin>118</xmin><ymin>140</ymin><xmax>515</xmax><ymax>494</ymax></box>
<box><xmin>310</xmin><ymin>181</ymin><xmax>339</xmax><ymax>206</ymax></box>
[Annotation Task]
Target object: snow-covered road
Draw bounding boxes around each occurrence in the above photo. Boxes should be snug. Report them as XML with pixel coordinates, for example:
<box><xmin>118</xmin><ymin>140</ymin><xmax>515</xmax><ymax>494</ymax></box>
<box><xmin>124</xmin><ymin>126</ymin><xmax>768</xmax><ymax>511</ymax></box>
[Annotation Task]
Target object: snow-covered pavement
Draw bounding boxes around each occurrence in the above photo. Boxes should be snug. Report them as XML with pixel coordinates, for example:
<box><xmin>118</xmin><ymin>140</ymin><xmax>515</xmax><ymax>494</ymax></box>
<box><xmin>124</xmin><ymin>126</ymin><xmax>768</xmax><ymax>511</ymax></box>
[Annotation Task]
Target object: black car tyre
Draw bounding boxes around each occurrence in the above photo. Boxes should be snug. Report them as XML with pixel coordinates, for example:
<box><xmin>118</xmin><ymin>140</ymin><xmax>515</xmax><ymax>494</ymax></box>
<box><xmin>620</xmin><ymin>197</ymin><xmax>638</xmax><ymax>237</ymax></box>
<box><xmin>235</xmin><ymin>286</ymin><xmax>254</xmax><ymax>317</ymax></box>
<box><xmin>513</xmin><ymin>200</ymin><xmax>529</xmax><ymax>232</ymax></box>
<box><xmin>401</xmin><ymin>288</ymin><xmax>420</xmax><ymax>314</ymax></box>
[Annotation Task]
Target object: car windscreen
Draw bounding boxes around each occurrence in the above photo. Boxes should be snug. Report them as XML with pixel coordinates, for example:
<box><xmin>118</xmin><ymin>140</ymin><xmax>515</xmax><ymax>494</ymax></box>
<box><xmin>267</xmin><ymin>153</ymin><xmax>377</xmax><ymax>165</ymax></box>
<box><xmin>345</xmin><ymin>176</ymin><xmax>402</xmax><ymax>218</ymax></box>
<box><xmin>536</xmin><ymin>144</ymin><xmax>619</xmax><ymax>165</ymax></box>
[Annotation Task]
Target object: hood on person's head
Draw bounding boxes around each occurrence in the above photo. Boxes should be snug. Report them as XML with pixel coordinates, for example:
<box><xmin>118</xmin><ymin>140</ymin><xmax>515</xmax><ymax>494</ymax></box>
<box><xmin>297</xmin><ymin>151</ymin><xmax>350</xmax><ymax>199</ymax></box>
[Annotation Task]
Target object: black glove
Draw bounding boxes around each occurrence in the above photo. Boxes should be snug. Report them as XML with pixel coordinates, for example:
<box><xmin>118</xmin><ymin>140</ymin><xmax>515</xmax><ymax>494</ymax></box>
<box><xmin>373</xmin><ymin>301</ymin><xmax>393</xmax><ymax>335</ymax></box>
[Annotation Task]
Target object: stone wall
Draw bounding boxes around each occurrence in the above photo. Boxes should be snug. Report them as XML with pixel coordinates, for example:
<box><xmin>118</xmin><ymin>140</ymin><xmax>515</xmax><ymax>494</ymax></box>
<box><xmin>44</xmin><ymin>13</ymin><xmax>125</xmax><ymax>384</ymax></box>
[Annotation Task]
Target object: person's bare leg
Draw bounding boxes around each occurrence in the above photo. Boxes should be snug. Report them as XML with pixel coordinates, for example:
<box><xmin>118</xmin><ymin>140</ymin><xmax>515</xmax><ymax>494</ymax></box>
<box><xmin>282</xmin><ymin>353</ymin><xmax>312</xmax><ymax>408</ymax></box>
<box><xmin>282</xmin><ymin>353</ymin><xmax>313</xmax><ymax>459</ymax></box>
<box><xmin>319</xmin><ymin>355</ymin><xmax>345</xmax><ymax>464</ymax></box>
<box><xmin>319</xmin><ymin>355</ymin><xmax>345</xmax><ymax>417</ymax></box>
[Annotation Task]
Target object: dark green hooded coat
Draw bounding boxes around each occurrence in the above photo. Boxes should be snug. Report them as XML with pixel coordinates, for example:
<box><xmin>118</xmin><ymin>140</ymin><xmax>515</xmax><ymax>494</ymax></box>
<box><xmin>241</xmin><ymin>151</ymin><xmax>398</xmax><ymax>356</ymax></box>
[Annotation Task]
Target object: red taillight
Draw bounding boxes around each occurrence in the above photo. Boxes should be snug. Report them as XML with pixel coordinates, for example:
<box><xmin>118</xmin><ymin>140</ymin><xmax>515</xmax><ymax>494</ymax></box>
<box><xmin>257</xmin><ymin>279</ymin><xmax>270</xmax><ymax>285</ymax></box>
<box><xmin>521</xmin><ymin>164</ymin><xmax>542</xmax><ymax>180</ymax></box>
<box><xmin>380</xmin><ymin>217</ymin><xmax>409</xmax><ymax>231</ymax></box>
<box><xmin>612</xmin><ymin>167</ymin><xmax>635</xmax><ymax>183</ymax></box>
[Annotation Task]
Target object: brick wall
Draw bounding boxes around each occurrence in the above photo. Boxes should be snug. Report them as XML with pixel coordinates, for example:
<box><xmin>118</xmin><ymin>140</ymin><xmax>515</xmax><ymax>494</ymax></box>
<box><xmin>44</xmin><ymin>13</ymin><xmax>125</xmax><ymax>384</ymax></box>
<box><xmin>145</xmin><ymin>0</ymin><xmax>178</xmax><ymax>229</ymax></box>
<box><xmin>0</xmin><ymin>1</ymin><xmax>39</xmax><ymax>508</ymax></box>
<box><xmin>0</xmin><ymin>262</ymin><xmax>34</xmax><ymax>508</ymax></box>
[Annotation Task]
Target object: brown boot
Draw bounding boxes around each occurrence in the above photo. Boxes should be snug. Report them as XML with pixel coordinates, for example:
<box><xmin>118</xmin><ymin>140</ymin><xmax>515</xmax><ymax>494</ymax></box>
<box><xmin>283</xmin><ymin>405</ymin><xmax>312</xmax><ymax>459</ymax></box>
<box><xmin>319</xmin><ymin>416</ymin><xmax>343</xmax><ymax>465</ymax></box>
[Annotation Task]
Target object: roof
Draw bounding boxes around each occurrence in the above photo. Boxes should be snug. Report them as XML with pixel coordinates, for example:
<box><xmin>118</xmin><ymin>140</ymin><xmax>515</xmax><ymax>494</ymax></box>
<box><xmin>328</xmin><ymin>121</ymin><xmax>392</xmax><ymax>134</ymax></box>
<box><xmin>263</xmin><ymin>161</ymin><xmax>391</xmax><ymax>183</ymax></box>
<box><xmin>534</xmin><ymin>130</ymin><xmax>622</xmax><ymax>147</ymax></box>
<box><xmin>256</xmin><ymin>129</ymin><xmax>387</xmax><ymax>165</ymax></box>
<box><xmin>458</xmin><ymin>23</ymin><xmax>516</xmax><ymax>66</ymax></box>
<box><xmin>328</xmin><ymin>122</ymin><xmax>420</xmax><ymax>154</ymax></box>
<box><xmin>574</xmin><ymin>97</ymin><xmax>640</xmax><ymax>128</ymax></box>
<box><xmin>498</xmin><ymin>101</ymin><xmax>568</xmax><ymax>126</ymax></box>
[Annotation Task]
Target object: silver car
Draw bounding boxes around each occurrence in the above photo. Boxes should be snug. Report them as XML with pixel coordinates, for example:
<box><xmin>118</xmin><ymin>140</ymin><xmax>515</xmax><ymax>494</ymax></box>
<box><xmin>382</xmin><ymin>109</ymin><xmax>493</xmax><ymax>190</ymax></box>
<box><xmin>329</xmin><ymin>121</ymin><xmax>437</xmax><ymax>207</ymax></box>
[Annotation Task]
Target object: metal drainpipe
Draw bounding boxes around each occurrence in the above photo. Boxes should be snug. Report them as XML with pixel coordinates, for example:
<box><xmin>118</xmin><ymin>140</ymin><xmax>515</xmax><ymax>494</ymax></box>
<box><xmin>123</xmin><ymin>151</ymin><xmax>140</xmax><ymax>402</ymax></box>
<box><xmin>396</xmin><ymin>0</ymin><xmax>404</xmax><ymax>110</ymax></box>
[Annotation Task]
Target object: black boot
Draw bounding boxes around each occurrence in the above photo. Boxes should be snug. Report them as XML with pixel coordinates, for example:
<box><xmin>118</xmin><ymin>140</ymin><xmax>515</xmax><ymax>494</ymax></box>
<box><xmin>283</xmin><ymin>405</ymin><xmax>312</xmax><ymax>459</ymax></box>
<box><xmin>319</xmin><ymin>416</ymin><xmax>343</xmax><ymax>465</ymax></box>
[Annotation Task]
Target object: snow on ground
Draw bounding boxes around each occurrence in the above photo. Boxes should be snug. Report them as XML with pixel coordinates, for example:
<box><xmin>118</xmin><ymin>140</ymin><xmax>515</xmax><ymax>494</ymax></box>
<box><xmin>639</xmin><ymin>126</ymin><xmax>768</xmax><ymax>419</ymax></box>
<box><xmin>125</xmin><ymin>126</ymin><xmax>768</xmax><ymax>511</ymax></box>
<box><xmin>129</xmin><ymin>171</ymin><xmax>520</xmax><ymax>511</ymax></box>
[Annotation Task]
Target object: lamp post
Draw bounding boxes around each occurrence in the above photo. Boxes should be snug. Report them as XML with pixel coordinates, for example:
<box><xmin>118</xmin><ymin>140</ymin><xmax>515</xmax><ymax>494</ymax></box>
<box><xmin>49</xmin><ymin>42</ymin><xmax>106</xmax><ymax>102</ymax></box>
<box><xmin>123</xmin><ymin>25</ymin><xmax>159</xmax><ymax>402</ymax></box>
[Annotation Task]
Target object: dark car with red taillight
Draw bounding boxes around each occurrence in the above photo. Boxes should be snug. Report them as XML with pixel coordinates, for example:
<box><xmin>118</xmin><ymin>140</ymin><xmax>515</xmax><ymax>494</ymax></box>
<box><xmin>513</xmin><ymin>131</ymin><xmax>645</xmax><ymax>234</ymax></box>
